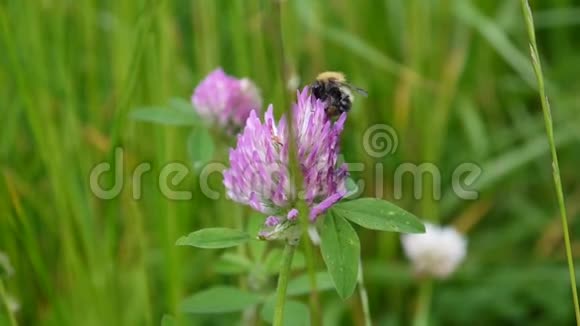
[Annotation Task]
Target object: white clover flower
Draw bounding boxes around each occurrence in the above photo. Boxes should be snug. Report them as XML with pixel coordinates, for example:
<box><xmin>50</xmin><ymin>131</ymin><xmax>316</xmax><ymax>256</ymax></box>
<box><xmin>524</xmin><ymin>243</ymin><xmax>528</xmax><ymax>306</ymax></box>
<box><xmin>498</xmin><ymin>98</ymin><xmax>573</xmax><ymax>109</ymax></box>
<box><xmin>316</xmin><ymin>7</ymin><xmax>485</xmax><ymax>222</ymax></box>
<box><xmin>401</xmin><ymin>223</ymin><xmax>467</xmax><ymax>279</ymax></box>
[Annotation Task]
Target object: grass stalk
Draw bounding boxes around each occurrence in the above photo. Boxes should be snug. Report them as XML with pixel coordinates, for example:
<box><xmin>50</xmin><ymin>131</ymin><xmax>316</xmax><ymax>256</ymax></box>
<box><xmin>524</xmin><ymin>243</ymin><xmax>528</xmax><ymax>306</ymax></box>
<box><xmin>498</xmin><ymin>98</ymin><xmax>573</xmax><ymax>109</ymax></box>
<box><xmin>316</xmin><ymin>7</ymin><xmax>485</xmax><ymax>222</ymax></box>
<box><xmin>412</xmin><ymin>279</ymin><xmax>432</xmax><ymax>326</ymax></box>
<box><xmin>357</xmin><ymin>259</ymin><xmax>372</xmax><ymax>326</ymax></box>
<box><xmin>274</xmin><ymin>1</ymin><xmax>322</xmax><ymax>325</ymax></box>
<box><xmin>519</xmin><ymin>1</ymin><xmax>580</xmax><ymax>324</ymax></box>
<box><xmin>273</xmin><ymin>243</ymin><xmax>296</xmax><ymax>326</ymax></box>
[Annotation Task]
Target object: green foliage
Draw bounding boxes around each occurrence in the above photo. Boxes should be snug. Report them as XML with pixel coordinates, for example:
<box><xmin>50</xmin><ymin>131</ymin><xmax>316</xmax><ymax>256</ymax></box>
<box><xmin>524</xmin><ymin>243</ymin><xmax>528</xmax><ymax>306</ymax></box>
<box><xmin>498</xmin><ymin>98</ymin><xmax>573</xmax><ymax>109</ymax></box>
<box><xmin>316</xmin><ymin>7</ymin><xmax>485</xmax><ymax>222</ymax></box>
<box><xmin>131</xmin><ymin>98</ymin><xmax>200</xmax><ymax>126</ymax></box>
<box><xmin>332</xmin><ymin>198</ymin><xmax>425</xmax><ymax>233</ymax></box>
<box><xmin>247</xmin><ymin>213</ymin><xmax>268</xmax><ymax>261</ymax></box>
<box><xmin>160</xmin><ymin>314</ymin><xmax>175</xmax><ymax>326</ymax></box>
<box><xmin>187</xmin><ymin>128</ymin><xmax>215</xmax><ymax>169</ymax></box>
<box><xmin>263</xmin><ymin>248</ymin><xmax>305</xmax><ymax>275</ymax></box>
<box><xmin>176</xmin><ymin>228</ymin><xmax>250</xmax><ymax>249</ymax></box>
<box><xmin>344</xmin><ymin>177</ymin><xmax>361</xmax><ymax>199</ymax></box>
<box><xmin>131</xmin><ymin>106</ymin><xmax>198</xmax><ymax>125</ymax></box>
<box><xmin>436</xmin><ymin>265</ymin><xmax>576</xmax><ymax>325</ymax></box>
<box><xmin>213</xmin><ymin>252</ymin><xmax>253</xmax><ymax>275</ymax></box>
<box><xmin>318</xmin><ymin>197</ymin><xmax>423</xmax><ymax>300</ymax></box>
<box><xmin>286</xmin><ymin>272</ymin><xmax>335</xmax><ymax>296</ymax></box>
<box><xmin>320</xmin><ymin>211</ymin><xmax>360</xmax><ymax>299</ymax></box>
<box><xmin>2</xmin><ymin>0</ymin><xmax>580</xmax><ymax>325</ymax></box>
<box><xmin>181</xmin><ymin>286</ymin><xmax>264</xmax><ymax>314</ymax></box>
<box><xmin>261</xmin><ymin>298</ymin><xmax>310</xmax><ymax>326</ymax></box>
<box><xmin>168</xmin><ymin>97</ymin><xmax>197</xmax><ymax>115</ymax></box>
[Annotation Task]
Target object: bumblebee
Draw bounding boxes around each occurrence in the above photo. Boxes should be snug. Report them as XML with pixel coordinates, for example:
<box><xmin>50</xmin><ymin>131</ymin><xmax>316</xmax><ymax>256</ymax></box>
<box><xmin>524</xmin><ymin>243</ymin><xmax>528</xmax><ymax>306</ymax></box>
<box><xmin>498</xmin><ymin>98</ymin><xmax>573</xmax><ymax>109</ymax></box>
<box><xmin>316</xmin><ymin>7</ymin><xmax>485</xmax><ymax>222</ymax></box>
<box><xmin>311</xmin><ymin>71</ymin><xmax>367</xmax><ymax>117</ymax></box>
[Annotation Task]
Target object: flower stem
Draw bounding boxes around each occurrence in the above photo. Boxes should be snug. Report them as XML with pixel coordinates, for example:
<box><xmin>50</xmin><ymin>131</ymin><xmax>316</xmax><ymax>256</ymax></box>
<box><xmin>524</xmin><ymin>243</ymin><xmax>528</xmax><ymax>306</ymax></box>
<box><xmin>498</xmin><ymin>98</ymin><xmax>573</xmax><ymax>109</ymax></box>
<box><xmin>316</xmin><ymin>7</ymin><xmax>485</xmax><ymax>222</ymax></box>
<box><xmin>272</xmin><ymin>0</ymin><xmax>322</xmax><ymax>324</ymax></box>
<box><xmin>357</xmin><ymin>259</ymin><xmax>372</xmax><ymax>326</ymax></box>
<box><xmin>412</xmin><ymin>279</ymin><xmax>432</xmax><ymax>326</ymax></box>
<box><xmin>520</xmin><ymin>1</ymin><xmax>580</xmax><ymax>324</ymax></box>
<box><xmin>0</xmin><ymin>280</ymin><xmax>17</xmax><ymax>326</ymax></box>
<box><xmin>273</xmin><ymin>242</ymin><xmax>296</xmax><ymax>326</ymax></box>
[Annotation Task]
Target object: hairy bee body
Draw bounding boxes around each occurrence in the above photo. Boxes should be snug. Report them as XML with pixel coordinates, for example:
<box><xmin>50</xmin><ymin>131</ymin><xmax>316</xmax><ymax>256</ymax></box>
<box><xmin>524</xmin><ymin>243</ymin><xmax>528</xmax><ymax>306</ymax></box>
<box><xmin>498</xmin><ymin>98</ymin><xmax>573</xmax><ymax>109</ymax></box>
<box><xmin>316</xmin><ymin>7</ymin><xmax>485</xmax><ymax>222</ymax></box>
<box><xmin>311</xmin><ymin>72</ymin><xmax>366</xmax><ymax>117</ymax></box>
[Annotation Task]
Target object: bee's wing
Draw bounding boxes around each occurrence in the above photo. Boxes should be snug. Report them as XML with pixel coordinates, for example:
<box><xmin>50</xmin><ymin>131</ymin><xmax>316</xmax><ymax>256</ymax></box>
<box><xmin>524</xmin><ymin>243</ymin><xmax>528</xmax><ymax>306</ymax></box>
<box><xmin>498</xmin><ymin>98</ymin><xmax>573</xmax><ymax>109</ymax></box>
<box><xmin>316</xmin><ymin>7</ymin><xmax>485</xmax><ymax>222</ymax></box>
<box><xmin>344</xmin><ymin>83</ymin><xmax>368</xmax><ymax>97</ymax></box>
<box><xmin>352</xmin><ymin>86</ymin><xmax>368</xmax><ymax>97</ymax></box>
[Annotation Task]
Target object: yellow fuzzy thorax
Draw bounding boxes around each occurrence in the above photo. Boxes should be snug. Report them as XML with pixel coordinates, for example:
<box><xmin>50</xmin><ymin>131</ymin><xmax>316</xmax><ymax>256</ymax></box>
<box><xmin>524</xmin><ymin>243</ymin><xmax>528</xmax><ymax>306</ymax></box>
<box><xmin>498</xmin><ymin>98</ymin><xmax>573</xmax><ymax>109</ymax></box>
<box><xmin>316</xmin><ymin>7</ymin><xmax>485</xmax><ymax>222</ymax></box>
<box><xmin>316</xmin><ymin>71</ymin><xmax>346</xmax><ymax>82</ymax></box>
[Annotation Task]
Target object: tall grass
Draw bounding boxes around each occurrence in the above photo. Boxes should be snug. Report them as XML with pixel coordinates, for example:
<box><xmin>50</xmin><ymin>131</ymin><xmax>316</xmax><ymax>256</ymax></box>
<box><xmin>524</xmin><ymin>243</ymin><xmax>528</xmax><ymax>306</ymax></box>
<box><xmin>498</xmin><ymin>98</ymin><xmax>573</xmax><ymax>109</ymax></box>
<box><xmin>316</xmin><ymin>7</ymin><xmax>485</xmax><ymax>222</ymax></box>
<box><xmin>520</xmin><ymin>0</ymin><xmax>580</xmax><ymax>323</ymax></box>
<box><xmin>0</xmin><ymin>0</ymin><xmax>579</xmax><ymax>325</ymax></box>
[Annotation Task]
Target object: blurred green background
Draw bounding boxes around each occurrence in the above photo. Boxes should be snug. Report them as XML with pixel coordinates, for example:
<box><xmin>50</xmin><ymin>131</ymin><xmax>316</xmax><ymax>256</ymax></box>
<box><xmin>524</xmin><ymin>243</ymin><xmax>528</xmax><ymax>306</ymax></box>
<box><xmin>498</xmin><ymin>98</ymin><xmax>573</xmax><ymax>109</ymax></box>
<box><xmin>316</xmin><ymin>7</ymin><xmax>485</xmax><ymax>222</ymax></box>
<box><xmin>1</xmin><ymin>0</ymin><xmax>580</xmax><ymax>325</ymax></box>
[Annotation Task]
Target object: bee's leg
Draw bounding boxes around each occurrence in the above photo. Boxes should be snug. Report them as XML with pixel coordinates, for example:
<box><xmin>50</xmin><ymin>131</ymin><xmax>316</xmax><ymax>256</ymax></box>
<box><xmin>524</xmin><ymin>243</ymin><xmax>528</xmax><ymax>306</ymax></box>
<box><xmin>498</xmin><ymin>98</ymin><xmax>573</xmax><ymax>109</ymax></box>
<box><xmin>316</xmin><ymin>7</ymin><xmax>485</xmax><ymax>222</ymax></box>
<box><xmin>325</xmin><ymin>105</ymin><xmax>338</xmax><ymax>116</ymax></box>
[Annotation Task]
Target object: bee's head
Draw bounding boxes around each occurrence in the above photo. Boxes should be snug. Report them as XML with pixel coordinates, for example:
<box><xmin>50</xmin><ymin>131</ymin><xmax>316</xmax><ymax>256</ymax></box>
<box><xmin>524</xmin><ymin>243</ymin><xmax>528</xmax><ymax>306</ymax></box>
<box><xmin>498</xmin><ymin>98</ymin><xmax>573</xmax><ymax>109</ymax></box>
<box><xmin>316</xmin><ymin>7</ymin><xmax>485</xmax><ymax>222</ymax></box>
<box><xmin>311</xmin><ymin>81</ymin><xmax>324</xmax><ymax>99</ymax></box>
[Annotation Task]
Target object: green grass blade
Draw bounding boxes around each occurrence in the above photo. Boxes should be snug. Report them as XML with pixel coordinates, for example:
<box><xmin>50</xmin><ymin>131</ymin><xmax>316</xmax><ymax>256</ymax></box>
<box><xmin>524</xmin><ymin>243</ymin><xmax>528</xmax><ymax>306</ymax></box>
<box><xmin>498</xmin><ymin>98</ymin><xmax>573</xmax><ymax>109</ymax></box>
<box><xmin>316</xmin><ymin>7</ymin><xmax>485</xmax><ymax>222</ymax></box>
<box><xmin>520</xmin><ymin>1</ymin><xmax>580</xmax><ymax>324</ymax></box>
